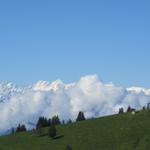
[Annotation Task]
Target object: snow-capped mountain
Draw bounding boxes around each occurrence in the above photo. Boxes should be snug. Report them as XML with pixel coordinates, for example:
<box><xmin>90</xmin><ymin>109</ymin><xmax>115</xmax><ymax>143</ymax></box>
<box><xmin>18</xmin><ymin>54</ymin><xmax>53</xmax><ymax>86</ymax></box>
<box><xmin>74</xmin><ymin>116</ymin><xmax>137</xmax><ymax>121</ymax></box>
<box><xmin>127</xmin><ymin>87</ymin><xmax>150</xmax><ymax>95</ymax></box>
<box><xmin>32</xmin><ymin>80</ymin><xmax>65</xmax><ymax>91</ymax></box>
<box><xmin>0</xmin><ymin>82</ymin><xmax>22</xmax><ymax>103</ymax></box>
<box><xmin>0</xmin><ymin>74</ymin><xmax>150</xmax><ymax>135</ymax></box>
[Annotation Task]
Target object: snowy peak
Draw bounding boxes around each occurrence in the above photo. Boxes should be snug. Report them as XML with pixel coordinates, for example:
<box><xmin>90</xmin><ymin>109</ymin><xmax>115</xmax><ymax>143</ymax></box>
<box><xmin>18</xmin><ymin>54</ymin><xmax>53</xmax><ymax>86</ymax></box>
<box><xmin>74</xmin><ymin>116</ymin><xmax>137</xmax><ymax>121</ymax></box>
<box><xmin>32</xmin><ymin>80</ymin><xmax>64</xmax><ymax>91</ymax></box>
<box><xmin>0</xmin><ymin>82</ymin><xmax>22</xmax><ymax>102</ymax></box>
<box><xmin>0</xmin><ymin>75</ymin><xmax>150</xmax><ymax>136</ymax></box>
<box><xmin>127</xmin><ymin>87</ymin><xmax>150</xmax><ymax>95</ymax></box>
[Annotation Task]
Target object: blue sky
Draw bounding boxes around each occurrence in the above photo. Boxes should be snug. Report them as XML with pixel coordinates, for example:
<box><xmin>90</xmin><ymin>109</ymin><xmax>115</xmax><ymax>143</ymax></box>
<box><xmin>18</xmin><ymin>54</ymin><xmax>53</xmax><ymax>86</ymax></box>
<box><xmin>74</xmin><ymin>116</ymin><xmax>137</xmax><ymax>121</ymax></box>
<box><xmin>0</xmin><ymin>0</ymin><xmax>150</xmax><ymax>87</ymax></box>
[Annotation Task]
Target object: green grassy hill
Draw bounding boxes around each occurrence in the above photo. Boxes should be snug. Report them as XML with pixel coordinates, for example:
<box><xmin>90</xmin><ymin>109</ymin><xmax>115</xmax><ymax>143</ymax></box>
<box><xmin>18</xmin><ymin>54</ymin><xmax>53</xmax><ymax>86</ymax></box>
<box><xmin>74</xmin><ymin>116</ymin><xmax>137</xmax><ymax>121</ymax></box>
<box><xmin>0</xmin><ymin>110</ymin><xmax>150</xmax><ymax>150</ymax></box>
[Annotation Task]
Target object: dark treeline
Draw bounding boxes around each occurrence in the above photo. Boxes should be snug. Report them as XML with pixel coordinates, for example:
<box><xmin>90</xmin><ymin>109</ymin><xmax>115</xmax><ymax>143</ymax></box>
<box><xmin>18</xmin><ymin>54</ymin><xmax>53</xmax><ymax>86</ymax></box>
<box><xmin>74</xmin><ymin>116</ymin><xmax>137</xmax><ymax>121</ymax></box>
<box><xmin>36</xmin><ymin>111</ymin><xmax>86</xmax><ymax>138</ymax></box>
<box><xmin>12</xmin><ymin>111</ymin><xmax>86</xmax><ymax>135</ymax></box>
<box><xmin>36</xmin><ymin>111</ymin><xmax>86</xmax><ymax>130</ymax></box>
<box><xmin>118</xmin><ymin>103</ymin><xmax>150</xmax><ymax>114</ymax></box>
<box><xmin>11</xmin><ymin>104</ymin><xmax>150</xmax><ymax>150</ymax></box>
<box><xmin>11</xmin><ymin>111</ymin><xmax>86</xmax><ymax>150</ymax></box>
<box><xmin>13</xmin><ymin>103</ymin><xmax>150</xmax><ymax>135</ymax></box>
<box><xmin>36</xmin><ymin>115</ymin><xmax>61</xmax><ymax>130</ymax></box>
<box><xmin>16</xmin><ymin>124</ymin><xmax>27</xmax><ymax>132</ymax></box>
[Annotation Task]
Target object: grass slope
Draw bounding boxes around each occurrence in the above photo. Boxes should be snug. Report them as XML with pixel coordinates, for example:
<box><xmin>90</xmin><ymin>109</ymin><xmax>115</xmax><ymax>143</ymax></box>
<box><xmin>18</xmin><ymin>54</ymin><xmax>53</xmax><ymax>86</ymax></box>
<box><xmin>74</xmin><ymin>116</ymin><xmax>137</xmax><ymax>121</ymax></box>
<box><xmin>0</xmin><ymin>110</ymin><xmax>150</xmax><ymax>150</ymax></box>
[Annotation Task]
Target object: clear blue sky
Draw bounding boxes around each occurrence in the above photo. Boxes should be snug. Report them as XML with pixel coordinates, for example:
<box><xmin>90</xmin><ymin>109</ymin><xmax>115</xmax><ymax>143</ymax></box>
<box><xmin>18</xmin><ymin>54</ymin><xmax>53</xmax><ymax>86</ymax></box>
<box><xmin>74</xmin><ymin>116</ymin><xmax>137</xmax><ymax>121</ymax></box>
<box><xmin>0</xmin><ymin>0</ymin><xmax>150</xmax><ymax>87</ymax></box>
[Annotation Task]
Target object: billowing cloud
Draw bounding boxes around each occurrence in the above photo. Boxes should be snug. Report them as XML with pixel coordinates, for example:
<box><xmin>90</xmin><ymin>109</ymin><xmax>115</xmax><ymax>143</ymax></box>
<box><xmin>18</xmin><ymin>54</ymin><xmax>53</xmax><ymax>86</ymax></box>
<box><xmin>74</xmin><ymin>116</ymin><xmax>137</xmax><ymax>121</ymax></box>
<box><xmin>0</xmin><ymin>74</ymin><xmax>150</xmax><ymax>134</ymax></box>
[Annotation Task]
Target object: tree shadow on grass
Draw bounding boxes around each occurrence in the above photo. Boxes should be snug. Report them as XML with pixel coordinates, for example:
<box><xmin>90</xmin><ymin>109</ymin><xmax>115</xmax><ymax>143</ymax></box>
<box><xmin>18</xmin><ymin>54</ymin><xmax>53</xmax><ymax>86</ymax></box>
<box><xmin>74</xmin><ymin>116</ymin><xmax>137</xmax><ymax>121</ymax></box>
<box><xmin>53</xmin><ymin>135</ymin><xmax>64</xmax><ymax>140</ymax></box>
<box><xmin>37</xmin><ymin>134</ymin><xmax>64</xmax><ymax>140</ymax></box>
<box><xmin>38</xmin><ymin>133</ymin><xmax>48</xmax><ymax>137</ymax></box>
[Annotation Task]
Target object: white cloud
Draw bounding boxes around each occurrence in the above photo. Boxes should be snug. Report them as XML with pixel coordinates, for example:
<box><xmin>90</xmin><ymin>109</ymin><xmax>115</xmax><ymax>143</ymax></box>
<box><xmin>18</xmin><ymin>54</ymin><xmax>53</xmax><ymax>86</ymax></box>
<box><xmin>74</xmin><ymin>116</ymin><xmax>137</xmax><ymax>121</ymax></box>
<box><xmin>0</xmin><ymin>74</ymin><xmax>150</xmax><ymax>134</ymax></box>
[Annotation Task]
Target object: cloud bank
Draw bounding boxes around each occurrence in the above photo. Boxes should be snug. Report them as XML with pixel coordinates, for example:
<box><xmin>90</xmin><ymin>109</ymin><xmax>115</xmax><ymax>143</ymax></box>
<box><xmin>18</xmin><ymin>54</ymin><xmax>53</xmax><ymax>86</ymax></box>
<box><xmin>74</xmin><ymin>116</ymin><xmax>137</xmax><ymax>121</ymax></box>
<box><xmin>0</xmin><ymin>74</ymin><xmax>150</xmax><ymax>134</ymax></box>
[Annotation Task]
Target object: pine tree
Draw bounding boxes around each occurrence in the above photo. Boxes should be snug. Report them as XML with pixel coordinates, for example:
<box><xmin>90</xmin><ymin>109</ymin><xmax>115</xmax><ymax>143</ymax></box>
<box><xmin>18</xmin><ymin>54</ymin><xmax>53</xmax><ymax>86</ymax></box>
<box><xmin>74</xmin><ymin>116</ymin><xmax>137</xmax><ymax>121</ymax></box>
<box><xmin>62</xmin><ymin>120</ymin><xmax>65</xmax><ymax>124</ymax></box>
<box><xmin>16</xmin><ymin>124</ymin><xmax>21</xmax><ymax>132</ymax></box>
<box><xmin>127</xmin><ymin>106</ymin><xmax>132</xmax><ymax>112</ymax></box>
<box><xmin>52</xmin><ymin>115</ymin><xmax>61</xmax><ymax>125</ymax></box>
<box><xmin>21</xmin><ymin>124</ymin><xmax>27</xmax><ymax>131</ymax></box>
<box><xmin>36</xmin><ymin>124</ymin><xmax>43</xmax><ymax>136</ymax></box>
<box><xmin>36</xmin><ymin>116</ymin><xmax>51</xmax><ymax>129</ymax></box>
<box><xmin>118</xmin><ymin>108</ymin><xmax>124</xmax><ymax>114</ymax></box>
<box><xmin>11</xmin><ymin>128</ymin><xmax>15</xmax><ymax>134</ymax></box>
<box><xmin>76</xmin><ymin>111</ymin><xmax>86</xmax><ymax>122</ymax></box>
<box><xmin>48</xmin><ymin>125</ymin><xmax>57</xmax><ymax>139</ymax></box>
<box><xmin>67</xmin><ymin>119</ymin><xmax>72</xmax><ymax>124</ymax></box>
<box><xmin>16</xmin><ymin>124</ymin><xmax>27</xmax><ymax>132</ymax></box>
<box><xmin>47</xmin><ymin>118</ymin><xmax>52</xmax><ymax>126</ymax></box>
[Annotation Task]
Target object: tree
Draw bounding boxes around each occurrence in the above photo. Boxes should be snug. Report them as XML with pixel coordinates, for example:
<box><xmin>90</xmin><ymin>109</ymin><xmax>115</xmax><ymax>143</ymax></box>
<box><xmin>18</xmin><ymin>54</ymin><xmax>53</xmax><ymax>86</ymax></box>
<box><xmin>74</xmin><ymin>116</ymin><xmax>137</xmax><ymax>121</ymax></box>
<box><xmin>16</xmin><ymin>124</ymin><xmax>21</xmax><ymax>132</ymax></box>
<box><xmin>47</xmin><ymin>118</ymin><xmax>52</xmax><ymax>126</ymax></box>
<box><xmin>11</xmin><ymin>128</ymin><xmax>15</xmax><ymax>134</ymax></box>
<box><xmin>143</xmin><ymin>106</ymin><xmax>146</xmax><ymax>110</ymax></box>
<box><xmin>76</xmin><ymin>111</ymin><xmax>86</xmax><ymax>122</ymax></box>
<box><xmin>127</xmin><ymin>106</ymin><xmax>132</xmax><ymax>112</ymax></box>
<box><xmin>36</xmin><ymin>117</ymin><xmax>50</xmax><ymax>129</ymax></box>
<box><xmin>16</xmin><ymin>124</ymin><xmax>27</xmax><ymax>132</ymax></box>
<box><xmin>62</xmin><ymin>120</ymin><xmax>65</xmax><ymax>124</ymax></box>
<box><xmin>48</xmin><ymin>125</ymin><xmax>57</xmax><ymax>139</ymax></box>
<box><xmin>21</xmin><ymin>125</ymin><xmax>26</xmax><ymax>131</ymax></box>
<box><xmin>118</xmin><ymin>108</ymin><xmax>124</xmax><ymax>114</ymax></box>
<box><xmin>67</xmin><ymin>119</ymin><xmax>72</xmax><ymax>124</ymax></box>
<box><xmin>65</xmin><ymin>145</ymin><xmax>72</xmax><ymax>150</ymax></box>
<box><xmin>51</xmin><ymin>115</ymin><xmax>61</xmax><ymax>125</ymax></box>
<box><xmin>36</xmin><ymin>124</ymin><xmax>43</xmax><ymax>136</ymax></box>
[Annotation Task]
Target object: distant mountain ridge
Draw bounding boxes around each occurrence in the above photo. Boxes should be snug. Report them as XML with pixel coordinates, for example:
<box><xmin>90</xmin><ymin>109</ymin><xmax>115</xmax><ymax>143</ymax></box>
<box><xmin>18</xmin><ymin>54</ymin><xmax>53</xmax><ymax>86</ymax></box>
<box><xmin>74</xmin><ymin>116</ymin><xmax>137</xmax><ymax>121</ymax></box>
<box><xmin>0</xmin><ymin>75</ymin><xmax>150</xmax><ymax>135</ymax></box>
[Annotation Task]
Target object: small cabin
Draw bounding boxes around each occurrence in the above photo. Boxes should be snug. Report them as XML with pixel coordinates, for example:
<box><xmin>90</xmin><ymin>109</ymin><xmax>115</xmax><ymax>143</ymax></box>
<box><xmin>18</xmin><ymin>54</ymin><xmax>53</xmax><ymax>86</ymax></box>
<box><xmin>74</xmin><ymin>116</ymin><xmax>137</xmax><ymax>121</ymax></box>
<box><xmin>127</xmin><ymin>106</ymin><xmax>136</xmax><ymax>113</ymax></box>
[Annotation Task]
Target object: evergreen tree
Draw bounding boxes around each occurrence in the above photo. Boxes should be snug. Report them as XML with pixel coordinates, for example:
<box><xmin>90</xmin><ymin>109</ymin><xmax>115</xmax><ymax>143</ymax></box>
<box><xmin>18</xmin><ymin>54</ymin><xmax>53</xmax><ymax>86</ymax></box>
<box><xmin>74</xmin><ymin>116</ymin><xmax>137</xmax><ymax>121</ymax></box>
<box><xmin>127</xmin><ymin>106</ymin><xmax>132</xmax><ymax>112</ymax></box>
<box><xmin>11</xmin><ymin>128</ymin><xmax>15</xmax><ymax>134</ymax></box>
<box><xmin>48</xmin><ymin>125</ymin><xmax>57</xmax><ymax>139</ymax></box>
<box><xmin>143</xmin><ymin>106</ymin><xmax>146</xmax><ymax>110</ymax></box>
<box><xmin>36</xmin><ymin>116</ymin><xmax>51</xmax><ymax>129</ymax></box>
<box><xmin>16</xmin><ymin>124</ymin><xmax>27</xmax><ymax>132</ymax></box>
<box><xmin>51</xmin><ymin>115</ymin><xmax>61</xmax><ymax>125</ymax></box>
<box><xmin>21</xmin><ymin>124</ymin><xmax>26</xmax><ymax>131</ymax></box>
<box><xmin>16</xmin><ymin>124</ymin><xmax>21</xmax><ymax>132</ymax></box>
<box><xmin>67</xmin><ymin>119</ymin><xmax>72</xmax><ymax>124</ymax></box>
<box><xmin>76</xmin><ymin>111</ymin><xmax>86</xmax><ymax>122</ymax></box>
<box><xmin>36</xmin><ymin>124</ymin><xmax>43</xmax><ymax>136</ymax></box>
<box><xmin>47</xmin><ymin>118</ymin><xmax>52</xmax><ymax>126</ymax></box>
<box><xmin>118</xmin><ymin>108</ymin><xmax>124</xmax><ymax>114</ymax></box>
<box><xmin>62</xmin><ymin>120</ymin><xmax>65</xmax><ymax>124</ymax></box>
<box><xmin>36</xmin><ymin>117</ymin><xmax>43</xmax><ymax>129</ymax></box>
